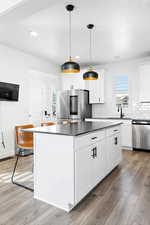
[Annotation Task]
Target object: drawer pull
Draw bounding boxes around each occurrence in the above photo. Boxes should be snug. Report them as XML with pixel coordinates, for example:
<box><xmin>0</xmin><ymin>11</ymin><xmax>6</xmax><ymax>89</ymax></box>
<box><xmin>91</xmin><ymin>137</ymin><xmax>98</xmax><ymax>140</ymax></box>
<box><xmin>114</xmin><ymin>137</ymin><xmax>118</xmax><ymax>145</ymax></box>
<box><xmin>113</xmin><ymin>129</ymin><xmax>118</xmax><ymax>132</ymax></box>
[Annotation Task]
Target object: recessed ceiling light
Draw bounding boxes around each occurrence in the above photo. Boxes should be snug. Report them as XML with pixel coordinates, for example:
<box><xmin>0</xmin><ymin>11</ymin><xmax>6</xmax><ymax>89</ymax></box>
<box><xmin>30</xmin><ymin>31</ymin><xmax>39</xmax><ymax>37</ymax></box>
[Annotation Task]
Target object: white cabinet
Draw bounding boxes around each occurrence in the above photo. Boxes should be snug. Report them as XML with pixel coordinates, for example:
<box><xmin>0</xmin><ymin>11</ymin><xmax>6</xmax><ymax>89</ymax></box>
<box><xmin>92</xmin><ymin>140</ymin><xmax>106</xmax><ymax>184</ymax></box>
<box><xmin>139</xmin><ymin>64</ymin><xmax>150</xmax><ymax>102</ymax></box>
<box><xmin>75</xmin><ymin>144</ymin><xmax>94</xmax><ymax>202</ymax></box>
<box><xmin>121</xmin><ymin>121</ymin><xmax>132</xmax><ymax>149</ymax></box>
<box><xmin>106</xmin><ymin>126</ymin><xmax>122</xmax><ymax>172</ymax></box>
<box><xmin>61</xmin><ymin>73</ymin><xmax>85</xmax><ymax>91</ymax></box>
<box><xmin>86</xmin><ymin>118</ymin><xmax>132</xmax><ymax>150</ymax></box>
<box><xmin>85</xmin><ymin>69</ymin><xmax>104</xmax><ymax>104</ymax></box>
<box><xmin>109</xmin><ymin>133</ymin><xmax>121</xmax><ymax>168</ymax></box>
<box><xmin>75</xmin><ymin>140</ymin><xmax>108</xmax><ymax>203</ymax></box>
<box><xmin>75</xmin><ymin>126</ymin><xmax>122</xmax><ymax>203</ymax></box>
<box><xmin>111</xmin><ymin>120</ymin><xmax>132</xmax><ymax>150</ymax></box>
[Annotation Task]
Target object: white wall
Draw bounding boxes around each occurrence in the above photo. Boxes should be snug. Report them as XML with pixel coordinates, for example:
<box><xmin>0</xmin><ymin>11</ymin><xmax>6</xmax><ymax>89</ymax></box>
<box><xmin>92</xmin><ymin>57</ymin><xmax>150</xmax><ymax>118</ymax></box>
<box><xmin>0</xmin><ymin>44</ymin><xmax>59</xmax><ymax>157</ymax></box>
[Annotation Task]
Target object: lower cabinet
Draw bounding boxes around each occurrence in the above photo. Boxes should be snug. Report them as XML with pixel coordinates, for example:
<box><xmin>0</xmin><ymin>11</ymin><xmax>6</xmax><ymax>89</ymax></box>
<box><xmin>121</xmin><ymin>122</ymin><xmax>132</xmax><ymax>150</ymax></box>
<box><xmin>106</xmin><ymin>132</ymin><xmax>121</xmax><ymax>172</ymax></box>
<box><xmin>75</xmin><ymin>127</ymin><xmax>122</xmax><ymax>203</ymax></box>
<box><xmin>75</xmin><ymin>142</ymin><xmax>105</xmax><ymax>203</ymax></box>
<box><xmin>75</xmin><ymin>144</ymin><xmax>93</xmax><ymax>202</ymax></box>
<box><xmin>92</xmin><ymin>140</ymin><xmax>106</xmax><ymax>186</ymax></box>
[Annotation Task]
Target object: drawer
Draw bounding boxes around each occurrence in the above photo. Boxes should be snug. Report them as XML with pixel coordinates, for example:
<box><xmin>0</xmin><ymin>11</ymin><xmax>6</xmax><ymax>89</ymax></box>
<box><xmin>106</xmin><ymin>125</ymin><xmax>121</xmax><ymax>137</ymax></box>
<box><xmin>74</xmin><ymin>130</ymin><xmax>105</xmax><ymax>149</ymax></box>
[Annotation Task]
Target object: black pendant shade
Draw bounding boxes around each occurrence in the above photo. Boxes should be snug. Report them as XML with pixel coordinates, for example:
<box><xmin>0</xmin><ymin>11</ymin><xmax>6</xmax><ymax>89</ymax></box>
<box><xmin>61</xmin><ymin>60</ymin><xmax>80</xmax><ymax>73</ymax></box>
<box><xmin>61</xmin><ymin>4</ymin><xmax>80</xmax><ymax>73</ymax></box>
<box><xmin>83</xmin><ymin>69</ymin><xmax>98</xmax><ymax>80</ymax></box>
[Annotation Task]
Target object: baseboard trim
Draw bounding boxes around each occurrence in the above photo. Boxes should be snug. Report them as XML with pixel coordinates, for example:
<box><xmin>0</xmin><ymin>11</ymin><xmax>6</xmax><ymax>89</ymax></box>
<box><xmin>133</xmin><ymin>148</ymin><xmax>150</xmax><ymax>153</ymax></box>
<box><xmin>122</xmin><ymin>147</ymin><xmax>133</xmax><ymax>151</ymax></box>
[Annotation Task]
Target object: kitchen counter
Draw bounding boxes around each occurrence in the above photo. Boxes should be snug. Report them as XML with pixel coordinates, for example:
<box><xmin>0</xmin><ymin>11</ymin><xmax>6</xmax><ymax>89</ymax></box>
<box><xmin>23</xmin><ymin>121</ymin><xmax>122</xmax><ymax>136</ymax></box>
<box><xmin>87</xmin><ymin>117</ymin><xmax>132</xmax><ymax>120</ymax></box>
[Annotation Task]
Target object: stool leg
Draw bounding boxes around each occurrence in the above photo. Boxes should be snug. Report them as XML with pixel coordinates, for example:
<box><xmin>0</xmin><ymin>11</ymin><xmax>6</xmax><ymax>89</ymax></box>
<box><xmin>11</xmin><ymin>149</ymin><xmax>33</xmax><ymax>192</ymax></box>
<box><xmin>11</xmin><ymin>153</ymin><xmax>20</xmax><ymax>184</ymax></box>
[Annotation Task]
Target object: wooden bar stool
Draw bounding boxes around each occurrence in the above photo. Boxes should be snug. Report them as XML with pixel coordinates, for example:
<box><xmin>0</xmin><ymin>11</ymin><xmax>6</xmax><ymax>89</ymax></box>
<box><xmin>11</xmin><ymin>124</ymin><xmax>34</xmax><ymax>192</ymax></box>
<box><xmin>41</xmin><ymin>122</ymin><xmax>55</xmax><ymax>126</ymax></box>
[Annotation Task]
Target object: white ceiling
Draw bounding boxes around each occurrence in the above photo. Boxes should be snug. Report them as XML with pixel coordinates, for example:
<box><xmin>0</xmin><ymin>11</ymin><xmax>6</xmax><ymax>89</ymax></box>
<box><xmin>1</xmin><ymin>0</ymin><xmax>150</xmax><ymax>66</ymax></box>
<box><xmin>0</xmin><ymin>0</ymin><xmax>24</xmax><ymax>14</ymax></box>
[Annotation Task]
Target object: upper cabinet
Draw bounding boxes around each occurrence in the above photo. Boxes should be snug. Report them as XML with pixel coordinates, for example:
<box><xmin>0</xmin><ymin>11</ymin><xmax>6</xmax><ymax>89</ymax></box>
<box><xmin>85</xmin><ymin>68</ymin><xmax>105</xmax><ymax>104</ymax></box>
<box><xmin>61</xmin><ymin>73</ymin><xmax>85</xmax><ymax>91</ymax></box>
<box><xmin>139</xmin><ymin>64</ymin><xmax>150</xmax><ymax>102</ymax></box>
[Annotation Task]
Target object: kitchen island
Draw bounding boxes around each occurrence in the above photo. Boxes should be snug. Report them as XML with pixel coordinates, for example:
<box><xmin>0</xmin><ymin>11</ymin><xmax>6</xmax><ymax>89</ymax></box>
<box><xmin>25</xmin><ymin>121</ymin><xmax>122</xmax><ymax>212</ymax></box>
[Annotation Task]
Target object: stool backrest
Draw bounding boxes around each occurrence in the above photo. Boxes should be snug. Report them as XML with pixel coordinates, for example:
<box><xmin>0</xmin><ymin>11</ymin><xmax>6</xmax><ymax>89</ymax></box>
<box><xmin>15</xmin><ymin>124</ymin><xmax>34</xmax><ymax>148</ymax></box>
<box><xmin>41</xmin><ymin>122</ymin><xmax>55</xmax><ymax>126</ymax></box>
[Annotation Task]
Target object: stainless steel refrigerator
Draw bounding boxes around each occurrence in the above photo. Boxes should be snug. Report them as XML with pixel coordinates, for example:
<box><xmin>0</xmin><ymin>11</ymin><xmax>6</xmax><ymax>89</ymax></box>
<box><xmin>57</xmin><ymin>89</ymin><xmax>92</xmax><ymax>120</ymax></box>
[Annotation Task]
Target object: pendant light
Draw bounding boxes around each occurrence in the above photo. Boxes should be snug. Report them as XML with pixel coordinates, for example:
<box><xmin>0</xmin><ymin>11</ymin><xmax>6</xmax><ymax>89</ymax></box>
<box><xmin>83</xmin><ymin>24</ymin><xmax>98</xmax><ymax>80</ymax></box>
<box><xmin>61</xmin><ymin>4</ymin><xmax>80</xmax><ymax>73</ymax></box>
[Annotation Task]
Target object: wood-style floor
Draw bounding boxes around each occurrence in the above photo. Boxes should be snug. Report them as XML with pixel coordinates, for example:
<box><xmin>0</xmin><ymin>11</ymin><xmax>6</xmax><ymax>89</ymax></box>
<box><xmin>0</xmin><ymin>150</ymin><xmax>150</xmax><ymax>225</ymax></box>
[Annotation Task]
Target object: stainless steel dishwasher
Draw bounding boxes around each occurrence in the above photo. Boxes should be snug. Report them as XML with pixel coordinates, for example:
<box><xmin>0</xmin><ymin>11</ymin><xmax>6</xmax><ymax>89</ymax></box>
<box><xmin>132</xmin><ymin>120</ymin><xmax>150</xmax><ymax>151</ymax></box>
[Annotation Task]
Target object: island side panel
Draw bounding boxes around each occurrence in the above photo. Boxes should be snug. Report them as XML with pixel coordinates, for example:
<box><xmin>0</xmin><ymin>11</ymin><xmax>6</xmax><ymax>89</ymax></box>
<box><xmin>34</xmin><ymin>133</ymin><xmax>75</xmax><ymax>212</ymax></box>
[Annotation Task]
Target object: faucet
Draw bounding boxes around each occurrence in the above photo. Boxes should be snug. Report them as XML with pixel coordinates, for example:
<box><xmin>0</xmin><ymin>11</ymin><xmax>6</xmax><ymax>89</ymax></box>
<box><xmin>117</xmin><ymin>104</ymin><xmax>124</xmax><ymax>118</ymax></box>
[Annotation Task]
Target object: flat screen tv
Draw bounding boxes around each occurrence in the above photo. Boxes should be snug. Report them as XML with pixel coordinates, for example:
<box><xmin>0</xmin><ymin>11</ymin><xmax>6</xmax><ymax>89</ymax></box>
<box><xmin>0</xmin><ymin>82</ymin><xmax>19</xmax><ymax>101</ymax></box>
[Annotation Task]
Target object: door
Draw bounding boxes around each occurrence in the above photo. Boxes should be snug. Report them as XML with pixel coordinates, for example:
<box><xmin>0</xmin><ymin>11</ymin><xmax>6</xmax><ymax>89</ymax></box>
<box><xmin>75</xmin><ymin>141</ymin><xmax>106</xmax><ymax>203</ymax></box>
<box><xmin>106</xmin><ymin>133</ymin><xmax>122</xmax><ymax>172</ymax></box>
<box><xmin>92</xmin><ymin>140</ymin><xmax>105</xmax><ymax>187</ymax></box>
<box><xmin>113</xmin><ymin>133</ymin><xmax>122</xmax><ymax>166</ymax></box>
<box><xmin>29</xmin><ymin>77</ymin><xmax>45</xmax><ymax>125</ymax></box>
<box><xmin>75</xmin><ymin>145</ymin><xmax>93</xmax><ymax>203</ymax></box>
<box><xmin>121</xmin><ymin>122</ymin><xmax>132</xmax><ymax>148</ymax></box>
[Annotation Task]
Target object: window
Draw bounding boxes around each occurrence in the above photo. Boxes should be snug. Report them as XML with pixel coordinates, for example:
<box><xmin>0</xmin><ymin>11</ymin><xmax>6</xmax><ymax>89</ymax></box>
<box><xmin>114</xmin><ymin>76</ymin><xmax>129</xmax><ymax>107</ymax></box>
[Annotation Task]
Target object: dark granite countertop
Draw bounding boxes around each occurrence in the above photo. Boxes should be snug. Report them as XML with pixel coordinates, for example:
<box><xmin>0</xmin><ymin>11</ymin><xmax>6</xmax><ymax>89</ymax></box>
<box><xmin>86</xmin><ymin>117</ymin><xmax>133</xmax><ymax>120</ymax></box>
<box><xmin>23</xmin><ymin>121</ymin><xmax>122</xmax><ymax>136</ymax></box>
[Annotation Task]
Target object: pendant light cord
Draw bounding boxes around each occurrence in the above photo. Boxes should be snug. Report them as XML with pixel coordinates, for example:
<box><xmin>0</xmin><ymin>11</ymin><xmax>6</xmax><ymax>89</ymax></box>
<box><xmin>69</xmin><ymin>11</ymin><xmax>72</xmax><ymax>61</ymax></box>
<box><xmin>89</xmin><ymin>28</ymin><xmax>92</xmax><ymax>70</ymax></box>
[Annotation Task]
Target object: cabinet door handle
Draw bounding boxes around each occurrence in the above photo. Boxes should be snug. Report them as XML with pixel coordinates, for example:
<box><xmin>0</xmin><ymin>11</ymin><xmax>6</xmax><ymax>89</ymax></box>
<box><xmin>91</xmin><ymin>137</ymin><xmax>98</xmax><ymax>140</ymax></box>
<box><xmin>114</xmin><ymin>137</ymin><xmax>118</xmax><ymax>145</ymax></box>
<box><xmin>94</xmin><ymin>147</ymin><xmax>97</xmax><ymax>158</ymax></box>
<box><xmin>91</xmin><ymin>147</ymin><xmax>97</xmax><ymax>158</ymax></box>
<box><xmin>91</xmin><ymin>148</ymin><xmax>95</xmax><ymax>158</ymax></box>
<box><xmin>1</xmin><ymin>132</ymin><xmax>5</xmax><ymax>149</ymax></box>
